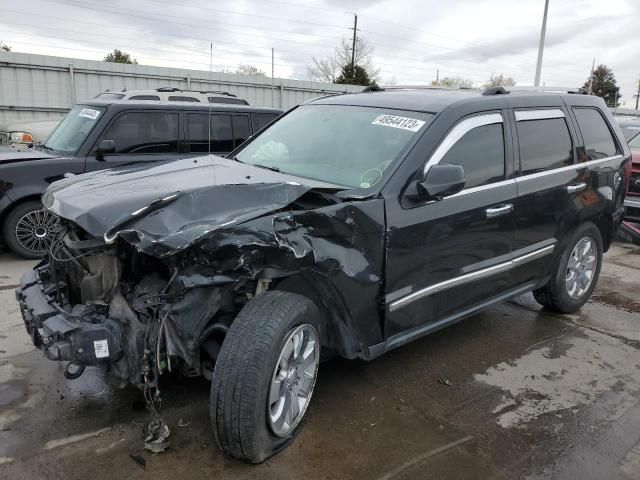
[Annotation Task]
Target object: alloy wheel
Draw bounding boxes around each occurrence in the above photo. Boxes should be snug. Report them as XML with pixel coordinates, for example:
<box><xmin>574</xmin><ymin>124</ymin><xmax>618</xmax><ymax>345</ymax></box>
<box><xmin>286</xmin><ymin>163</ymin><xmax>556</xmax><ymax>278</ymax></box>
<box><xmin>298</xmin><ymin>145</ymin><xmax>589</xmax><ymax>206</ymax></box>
<box><xmin>565</xmin><ymin>237</ymin><xmax>597</xmax><ymax>300</ymax></box>
<box><xmin>267</xmin><ymin>324</ymin><xmax>319</xmax><ymax>437</ymax></box>
<box><xmin>14</xmin><ymin>209</ymin><xmax>60</xmax><ymax>256</ymax></box>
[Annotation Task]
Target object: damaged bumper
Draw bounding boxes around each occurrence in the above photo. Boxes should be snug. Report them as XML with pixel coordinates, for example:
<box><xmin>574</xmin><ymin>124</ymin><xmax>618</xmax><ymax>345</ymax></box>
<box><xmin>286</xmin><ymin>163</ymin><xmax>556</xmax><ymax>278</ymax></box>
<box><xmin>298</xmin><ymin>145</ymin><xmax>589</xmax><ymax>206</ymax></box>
<box><xmin>16</xmin><ymin>265</ymin><xmax>124</xmax><ymax>367</ymax></box>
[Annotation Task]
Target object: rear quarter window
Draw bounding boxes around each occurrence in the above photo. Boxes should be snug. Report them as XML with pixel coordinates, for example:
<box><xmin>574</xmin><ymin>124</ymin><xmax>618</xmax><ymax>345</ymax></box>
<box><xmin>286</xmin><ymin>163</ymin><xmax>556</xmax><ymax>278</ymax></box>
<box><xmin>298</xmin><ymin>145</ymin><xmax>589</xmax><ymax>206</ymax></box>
<box><xmin>573</xmin><ymin>107</ymin><xmax>618</xmax><ymax>160</ymax></box>
<box><xmin>168</xmin><ymin>96</ymin><xmax>200</xmax><ymax>102</ymax></box>
<box><xmin>516</xmin><ymin>115</ymin><xmax>573</xmax><ymax>175</ymax></box>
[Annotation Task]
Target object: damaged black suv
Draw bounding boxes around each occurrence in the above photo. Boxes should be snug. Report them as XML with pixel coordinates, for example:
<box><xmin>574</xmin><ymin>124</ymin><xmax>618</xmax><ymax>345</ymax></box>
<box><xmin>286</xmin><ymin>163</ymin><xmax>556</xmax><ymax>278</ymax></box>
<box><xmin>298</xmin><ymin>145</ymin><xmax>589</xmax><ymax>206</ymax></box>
<box><xmin>16</xmin><ymin>87</ymin><xmax>629</xmax><ymax>462</ymax></box>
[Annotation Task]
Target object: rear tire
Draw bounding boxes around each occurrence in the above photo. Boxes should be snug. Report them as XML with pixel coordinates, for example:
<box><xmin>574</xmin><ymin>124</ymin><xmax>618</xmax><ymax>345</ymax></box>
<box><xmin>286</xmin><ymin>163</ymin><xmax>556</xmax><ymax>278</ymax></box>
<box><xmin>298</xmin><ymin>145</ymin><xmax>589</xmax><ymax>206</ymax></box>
<box><xmin>3</xmin><ymin>201</ymin><xmax>60</xmax><ymax>259</ymax></box>
<box><xmin>533</xmin><ymin>222</ymin><xmax>603</xmax><ymax>313</ymax></box>
<box><xmin>210</xmin><ymin>291</ymin><xmax>321</xmax><ymax>463</ymax></box>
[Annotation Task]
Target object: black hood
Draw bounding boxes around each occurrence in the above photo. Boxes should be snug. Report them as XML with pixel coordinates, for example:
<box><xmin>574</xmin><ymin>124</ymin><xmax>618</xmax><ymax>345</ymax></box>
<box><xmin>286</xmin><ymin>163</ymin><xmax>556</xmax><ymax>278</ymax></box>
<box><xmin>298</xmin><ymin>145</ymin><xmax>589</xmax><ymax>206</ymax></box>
<box><xmin>0</xmin><ymin>149</ymin><xmax>59</xmax><ymax>165</ymax></box>
<box><xmin>43</xmin><ymin>155</ymin><xmax>343</xmax><ymax>257</ymax></box>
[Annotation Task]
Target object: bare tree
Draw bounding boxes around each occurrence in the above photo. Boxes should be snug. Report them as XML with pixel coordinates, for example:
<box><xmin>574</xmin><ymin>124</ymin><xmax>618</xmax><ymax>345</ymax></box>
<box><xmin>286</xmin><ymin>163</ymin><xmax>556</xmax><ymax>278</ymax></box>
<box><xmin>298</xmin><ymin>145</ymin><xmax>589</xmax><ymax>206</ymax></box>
<box><xmin>0</xmin><ymin>41</ymin><xmax>11</xmax><ymax>52</ymax></box>
<box><xmin>234</xmin><ymin>64</ymin><xmax>267</xmax><ymax>77</ymax></box>
<box><xmin>307</xmin><ymin>37</ymin><xmax>380</xmax><ymax>83</ymax></box>
<box><xmin>432</xmin><ymin>76</ymin><xmax>474</xmax><ymax>88</ymax></box>
<box><xmin>484</xmin><ymin>73</ymin><xmax>516</xmax><ymax>87</ymax></box>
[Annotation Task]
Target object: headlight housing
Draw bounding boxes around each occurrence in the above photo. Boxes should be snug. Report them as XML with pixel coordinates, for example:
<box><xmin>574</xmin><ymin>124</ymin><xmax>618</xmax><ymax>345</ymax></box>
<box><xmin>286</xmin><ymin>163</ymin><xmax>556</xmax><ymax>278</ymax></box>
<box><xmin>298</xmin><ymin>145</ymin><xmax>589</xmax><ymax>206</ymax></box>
<box><xmin>9</xmin><ymin>131</ymin><xmax>34</xmax><ymax>144</ymax></box>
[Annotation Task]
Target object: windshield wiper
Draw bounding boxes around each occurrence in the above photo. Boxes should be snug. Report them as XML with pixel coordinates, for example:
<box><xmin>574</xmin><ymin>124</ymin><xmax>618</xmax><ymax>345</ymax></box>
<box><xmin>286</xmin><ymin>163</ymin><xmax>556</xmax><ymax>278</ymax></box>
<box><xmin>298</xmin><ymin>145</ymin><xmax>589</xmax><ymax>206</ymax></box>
<box><xmin>252</xmin><ymin>163</ymin><xmax>280</xmax><ymax>172</ymax></box>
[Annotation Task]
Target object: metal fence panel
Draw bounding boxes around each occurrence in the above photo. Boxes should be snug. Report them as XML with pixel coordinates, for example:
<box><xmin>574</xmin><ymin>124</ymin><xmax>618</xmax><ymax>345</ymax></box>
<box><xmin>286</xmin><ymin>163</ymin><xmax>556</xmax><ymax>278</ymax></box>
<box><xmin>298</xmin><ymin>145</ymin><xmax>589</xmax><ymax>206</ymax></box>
<box><xmin>0</xmin><ymin>52</ymin><xmax>363</xmax><ymax>125</ymax></box>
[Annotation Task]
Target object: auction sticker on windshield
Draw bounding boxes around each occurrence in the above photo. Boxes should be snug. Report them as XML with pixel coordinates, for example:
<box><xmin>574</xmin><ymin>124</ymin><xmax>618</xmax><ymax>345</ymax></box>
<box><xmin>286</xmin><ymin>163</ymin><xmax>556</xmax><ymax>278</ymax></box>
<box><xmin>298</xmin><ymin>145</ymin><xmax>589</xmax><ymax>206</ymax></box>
<box><xmin>79</xmin><ymin>108</ymin><xmax>101</xmax><ymax>120</ymax></box>
<box><xmin>371</xmin><ymin>114</ymin><xmax>425</xmax><ymax>132</ymax></box>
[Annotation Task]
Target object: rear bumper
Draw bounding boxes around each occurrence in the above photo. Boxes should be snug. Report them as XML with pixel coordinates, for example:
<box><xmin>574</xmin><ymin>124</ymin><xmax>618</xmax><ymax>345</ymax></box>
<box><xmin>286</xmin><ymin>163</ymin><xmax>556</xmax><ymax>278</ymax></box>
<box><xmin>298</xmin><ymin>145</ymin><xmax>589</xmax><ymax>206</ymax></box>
<box><xmin>15</xmin><ymin>263</ymin><xmax>124</xmax><ymax>365</ymax></box>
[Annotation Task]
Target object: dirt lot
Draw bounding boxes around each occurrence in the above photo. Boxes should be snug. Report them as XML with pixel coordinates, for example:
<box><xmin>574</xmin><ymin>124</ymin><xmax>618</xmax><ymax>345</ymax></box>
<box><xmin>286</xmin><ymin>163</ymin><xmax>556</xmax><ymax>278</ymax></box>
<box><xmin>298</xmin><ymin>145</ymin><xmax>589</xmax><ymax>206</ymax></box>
<box><xmin>1</xmin><ymin>243</ymin><xmax>640</xmax><ymax>479</ymax></box>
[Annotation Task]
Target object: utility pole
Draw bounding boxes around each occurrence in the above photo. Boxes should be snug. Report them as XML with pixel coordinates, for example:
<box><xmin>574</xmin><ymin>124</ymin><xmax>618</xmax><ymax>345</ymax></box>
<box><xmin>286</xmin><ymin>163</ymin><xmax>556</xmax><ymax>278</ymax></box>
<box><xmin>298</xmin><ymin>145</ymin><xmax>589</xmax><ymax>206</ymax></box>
<box><xmin>436</xmin><ymin>68</ymin><xmax>439</xmax><ymax>85</ymax></box>
<box><xmin>635</xmin><ymin>79</ymin><xmax>640</xmax><ymax>110</ymax></box>
<box><xmin>587</xmin><ymin>58</ymin><xmax>595</xmax><ymax>95</ymax></box>
<box><xmin>350</xmin><ymin>13</ymin><xmax>358</xmax><ymax>80</ymax></box>
<box><xmin>271</xmin><ymin>48</ymin><xmax>275</xmax><ymax>108</ymax></box>
<box><xmin>534</xmin><ymin>0</ymin><xmax>549</xmax><ymax>86</ymax></box>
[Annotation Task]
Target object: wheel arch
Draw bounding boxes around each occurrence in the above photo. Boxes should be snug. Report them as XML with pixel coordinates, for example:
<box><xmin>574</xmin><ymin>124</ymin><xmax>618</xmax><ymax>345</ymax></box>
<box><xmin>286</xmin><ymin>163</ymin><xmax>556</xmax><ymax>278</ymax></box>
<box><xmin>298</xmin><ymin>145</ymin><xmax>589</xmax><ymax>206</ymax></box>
<box><xmin>274</xmin><ymin>273</ymin><xmax>365</xmax><ymax>360</ymax></box>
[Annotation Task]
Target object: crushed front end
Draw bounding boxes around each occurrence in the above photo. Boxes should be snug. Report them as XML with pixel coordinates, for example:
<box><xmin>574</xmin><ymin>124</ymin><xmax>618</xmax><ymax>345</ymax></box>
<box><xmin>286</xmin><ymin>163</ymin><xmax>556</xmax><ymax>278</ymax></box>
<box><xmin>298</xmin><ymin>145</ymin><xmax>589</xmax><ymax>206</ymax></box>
<box><xmin>15</xmin><ymin>219</ymin><xmax>249</xmax><ymax>390</ymax></box>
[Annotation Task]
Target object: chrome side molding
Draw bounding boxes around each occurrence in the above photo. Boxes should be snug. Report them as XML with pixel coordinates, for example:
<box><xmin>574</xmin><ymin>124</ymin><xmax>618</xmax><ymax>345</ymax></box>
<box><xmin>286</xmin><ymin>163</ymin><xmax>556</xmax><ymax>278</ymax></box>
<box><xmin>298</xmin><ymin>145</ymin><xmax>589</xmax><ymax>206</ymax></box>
<box><xmin>388</xmin><ymin>244</ymin><xmax>555</xmax><ymax>312</ymax></box>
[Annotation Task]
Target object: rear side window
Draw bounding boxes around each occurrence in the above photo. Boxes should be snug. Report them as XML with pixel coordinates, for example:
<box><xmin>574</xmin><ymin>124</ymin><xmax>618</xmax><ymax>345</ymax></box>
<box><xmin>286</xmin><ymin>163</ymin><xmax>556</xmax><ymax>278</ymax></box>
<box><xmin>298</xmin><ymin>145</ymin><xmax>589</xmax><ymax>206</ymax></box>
<box><xmin>186</xmin><ymin>114</ymin><xmax>234</xmax><ymax>153</ymax></box>
<box><xmin>232</xmin><ymin>115</ymin><xmax>251</xmax><ymax>147</ymax></box>
<box><xmin>128</xmin><ymin>95</ymin><xmax>160</xmax><ymax>101</ymax></box>
<box><xmin>208</xmin><ymin>96</ymin><xmax>249</xmax><ymax>105</ymax></box>
<box><xmin>516</xmin><ymin>117</ymin><xmax>573</xmax><ymax>175</ymax></box>
<box><xmin>440</xmin><ymin>123</ymin><xmax>505</xmax><ymax>189</ymax></box>
<box><xmin>95</xmin><ymin>93</ymin><xmax>125</xmax><ymax>100</ymax></box>
<box><xmin>252</xmin><ymin>113</ymin><xmax>279</xmax><ymax>133</ymax></box>
<box><xmin>99</xmin><ymin>112</ymin><xmax>179</xmax><ymax>154</ymax></box>
<box><xmin>168</xmin><ymin>96</ymin><xmax>200</xmax><ymax>102</ymax></box>
<box><xmin>573</xmin><ymin>108</ymin><xmax>618</xmax><ymax>160</ymax></box>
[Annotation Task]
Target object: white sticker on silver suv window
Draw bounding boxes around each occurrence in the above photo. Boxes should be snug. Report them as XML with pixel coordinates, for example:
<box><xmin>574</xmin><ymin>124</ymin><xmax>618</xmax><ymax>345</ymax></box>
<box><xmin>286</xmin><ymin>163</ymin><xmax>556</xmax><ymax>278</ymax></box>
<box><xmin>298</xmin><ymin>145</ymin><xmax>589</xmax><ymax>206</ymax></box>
<box><xmin>371</xmin><ymin>114</ymin><xmax>425</xmax><ymax>132</ymax></box>
<box><xmin>79</xmin><ymin>108</ymin><xmax>101</xmax><ymax>120</ymax></box>
<box><xmin>94</xmin><ymin>339</ymin><xmax>109</xmax><ymax>359</ymax></box>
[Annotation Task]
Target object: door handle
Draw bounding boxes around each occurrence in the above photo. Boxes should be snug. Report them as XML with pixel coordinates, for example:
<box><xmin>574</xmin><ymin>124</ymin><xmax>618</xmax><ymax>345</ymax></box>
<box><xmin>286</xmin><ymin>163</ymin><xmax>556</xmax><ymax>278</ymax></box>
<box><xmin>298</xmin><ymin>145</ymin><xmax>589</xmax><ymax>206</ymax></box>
<box><xmin>485</xmin><ymin>204</ymin><xmax>513</xmax><ymax>219</ymax></box>
<box><xmin>566</xmin><ymin>182</ymin><xmax>587</xmax><ymax>193</ymax></box>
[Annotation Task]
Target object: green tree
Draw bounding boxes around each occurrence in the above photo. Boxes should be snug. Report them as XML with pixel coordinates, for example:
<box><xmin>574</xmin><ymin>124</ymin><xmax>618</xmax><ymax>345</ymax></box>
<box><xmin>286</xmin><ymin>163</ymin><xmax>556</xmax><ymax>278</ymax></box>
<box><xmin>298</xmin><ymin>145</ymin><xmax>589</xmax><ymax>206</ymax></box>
<box><xmin>308</xmin><ymin>37</ymin><xmax>379</xmax><ymax>83</ymax></box>
<box><xmin>335</xmin><ymin>64</ymin><xmax>373</xmax><ymax>86</ymax></box>
<box><xmin>583</xmin><ymin>64</ymin><xmax>621</xmax><ymax>107</ymax></box>
<box><xmin>104</xmin><ymin>49</ymin><xmax>137</xmax><ymax>64</ymax></box>
<box><xmin>0</xmin><ymin>41</ymin><xmax>11</xmax><ymax>52</ymax></box>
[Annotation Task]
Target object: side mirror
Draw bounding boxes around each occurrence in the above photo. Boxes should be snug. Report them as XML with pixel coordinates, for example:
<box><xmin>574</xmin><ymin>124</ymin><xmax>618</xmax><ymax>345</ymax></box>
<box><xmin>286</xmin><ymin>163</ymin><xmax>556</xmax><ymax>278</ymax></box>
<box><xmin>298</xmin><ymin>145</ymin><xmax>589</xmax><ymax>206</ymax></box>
<box><xmin>417</xmin><ymin>163</ymin><xmax>466</xmax><ymax>200</ymax></box>
<box><xmin>96</xmin><ymin>139</ymin><xmax>115</xmax><ymax>155</ymax></box>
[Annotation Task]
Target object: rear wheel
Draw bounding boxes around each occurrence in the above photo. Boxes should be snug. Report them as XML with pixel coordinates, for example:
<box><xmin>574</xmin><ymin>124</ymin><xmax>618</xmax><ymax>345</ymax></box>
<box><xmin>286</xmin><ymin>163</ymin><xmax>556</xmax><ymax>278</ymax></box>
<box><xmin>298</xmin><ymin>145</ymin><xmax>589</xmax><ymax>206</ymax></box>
<box><xmin>533</xmin><ymin>222</ymin><xmax>603</xmax><ymax>313</ymax></box>
<box><xmin>210</xmin><ymin>291</ymin><xmax>320</xmax><ymax>463</ymax></box>
<box><xmin>3</xmin><ymin>201</ymin><xmax>60</xmax><ymax>259</ymax></box>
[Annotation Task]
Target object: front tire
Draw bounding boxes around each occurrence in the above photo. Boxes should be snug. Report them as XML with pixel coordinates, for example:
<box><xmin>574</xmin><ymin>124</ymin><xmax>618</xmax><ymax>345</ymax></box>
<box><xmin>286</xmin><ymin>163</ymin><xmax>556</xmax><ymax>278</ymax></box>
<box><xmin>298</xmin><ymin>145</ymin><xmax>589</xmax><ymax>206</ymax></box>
<box><xmin>533</xmin><ymin>222</ymin><xmax>603</xmax><ymax>313</ymax></box>
<box><xmin>3</xmin><ymin>201</ymin><xmax>60</xmax><ymax>259</ymax></box>
<box><xmin>210</xmin><ymin>291</ymin><xmax>321</xmax><ymax>463</ymax></box>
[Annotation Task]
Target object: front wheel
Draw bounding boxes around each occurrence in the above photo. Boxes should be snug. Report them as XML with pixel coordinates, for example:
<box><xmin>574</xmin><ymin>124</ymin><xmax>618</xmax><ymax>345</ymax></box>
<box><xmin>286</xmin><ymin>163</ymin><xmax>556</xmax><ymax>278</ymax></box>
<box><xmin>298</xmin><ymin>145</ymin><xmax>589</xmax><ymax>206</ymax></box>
<box><xmin>210</xmin><ymin>291</ymin><xmax>321</xmax><ymax>463</ymax></box>
<box><xmin>533</xmin><ymin>222</ymin><xmax>603</xmax><ymax>313</ymax></box>
<box><xmin>3</xmin><ymin>201</ymin><xmax>61</xmax><ymax>259</ymax></box>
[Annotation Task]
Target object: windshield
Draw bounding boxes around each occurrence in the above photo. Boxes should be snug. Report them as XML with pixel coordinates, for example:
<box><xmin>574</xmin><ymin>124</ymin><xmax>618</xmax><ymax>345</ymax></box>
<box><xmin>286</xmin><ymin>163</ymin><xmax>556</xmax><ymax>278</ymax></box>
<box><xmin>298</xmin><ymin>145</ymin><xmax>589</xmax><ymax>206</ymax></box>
<box><xmin>619</xmin><ymin>123</ymin><xmax>640</xmax><ymax>140</ymax></box>
<box><xmin>235</xmin><ymin>104</ymin><xmax>433</xmax><ymax>188</ymax></box>
<box><xmin>43</xmin><ymin>105</ymin><xmax>105</xmax><ymax>155</ymax></box>
<box><xmin>629</xmin><ymin>132</ymin><xmax>640</xmax><ymax>149</ymax></box>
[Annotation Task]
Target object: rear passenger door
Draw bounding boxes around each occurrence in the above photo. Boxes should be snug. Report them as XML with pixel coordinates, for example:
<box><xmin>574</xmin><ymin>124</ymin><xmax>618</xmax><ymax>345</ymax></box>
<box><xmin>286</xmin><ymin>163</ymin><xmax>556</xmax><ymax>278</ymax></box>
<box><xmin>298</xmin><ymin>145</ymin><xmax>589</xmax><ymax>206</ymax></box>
<box><xmin>510</xmin><ymin>107</ymin><xmax>582</xmax><ymax>286</ymax></box>
<box><xmin>184</xmin><ymin>113</ymin><xmax>251</xmax><ymax>156</ymax></box>
<box><xmin>85</xmin><ymin>110</ymin><xmax>182</xmax><ymax>171</ymax></box>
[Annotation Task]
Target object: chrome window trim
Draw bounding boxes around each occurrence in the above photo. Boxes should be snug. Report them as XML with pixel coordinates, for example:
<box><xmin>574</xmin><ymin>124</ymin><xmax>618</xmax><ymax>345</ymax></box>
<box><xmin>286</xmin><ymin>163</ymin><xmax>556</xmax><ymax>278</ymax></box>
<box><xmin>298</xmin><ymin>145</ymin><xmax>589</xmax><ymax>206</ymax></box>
<box><xmin>448</xmin><ymin>178</ymin><xmax>516</xmax><ymax>198</ymax></box>
<box><xmin>423</xmin><ymin>113</ymin><xmax>503</xmax><ymax>177</ymax></box>
<box><xmin>515</xmin><ymin>155</ymin><xmax>622</xmax><ymax>182</ymax></box>
<box><xmin>388</xmin><ymin>244</ymin><xmax>555</xmax><ymax>312</ymax></box>
<box><xmin>515</xmin><ymin>109</ymin><xmax>565</xmax><ymax>121</ymax></box>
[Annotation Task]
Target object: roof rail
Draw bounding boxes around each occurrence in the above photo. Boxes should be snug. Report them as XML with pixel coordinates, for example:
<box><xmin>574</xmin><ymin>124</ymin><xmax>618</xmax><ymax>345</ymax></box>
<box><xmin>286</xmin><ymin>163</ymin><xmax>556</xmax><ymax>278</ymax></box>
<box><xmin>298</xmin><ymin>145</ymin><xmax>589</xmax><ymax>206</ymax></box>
<box><xmin>506</xmin><ymin>86</ymin><xmax>587</xmax><ymax>94</ymax></box>
<box><xmin>362</xmin><ymin>84</ymin><xmax>480</xmax><ymax>93</ymax></box>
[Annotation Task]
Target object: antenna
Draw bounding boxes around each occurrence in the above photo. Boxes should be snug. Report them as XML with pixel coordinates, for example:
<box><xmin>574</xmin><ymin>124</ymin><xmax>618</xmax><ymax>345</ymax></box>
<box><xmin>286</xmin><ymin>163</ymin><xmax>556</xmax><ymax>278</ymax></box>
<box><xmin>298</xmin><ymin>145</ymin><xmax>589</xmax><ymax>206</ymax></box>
<box><xmin>208</xmin><ymin>42</ymin><xmax>217</xmax><ymax>184</ymax></box>
<box><xmin>208</xmin><ymin>42</ymin><xmax>213</xmax><ymax>157</ymax></box>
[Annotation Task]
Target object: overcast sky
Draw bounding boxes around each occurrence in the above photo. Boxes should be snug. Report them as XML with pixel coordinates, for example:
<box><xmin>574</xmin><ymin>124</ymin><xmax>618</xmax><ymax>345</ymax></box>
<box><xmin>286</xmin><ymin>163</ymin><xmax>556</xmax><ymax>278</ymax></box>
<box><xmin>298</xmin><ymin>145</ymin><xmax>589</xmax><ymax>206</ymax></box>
<box><xmin>1</xmin><ymin>0</ymin><xmax>639</xmax><ymax>104</ymax></box>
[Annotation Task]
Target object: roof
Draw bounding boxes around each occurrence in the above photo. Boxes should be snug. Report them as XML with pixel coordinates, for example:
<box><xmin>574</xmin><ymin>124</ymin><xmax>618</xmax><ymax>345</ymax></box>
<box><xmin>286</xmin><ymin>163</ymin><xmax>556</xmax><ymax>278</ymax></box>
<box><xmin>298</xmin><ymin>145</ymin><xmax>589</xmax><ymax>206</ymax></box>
<box><xmin>80</xmin><ymin>99</ymin><xmax>283</xmax><ymax>114</ymax></box>
<box><xmin>308</xmin><ymin>88</ymin><xmax>600</xmax><ymax>114</ymax></box>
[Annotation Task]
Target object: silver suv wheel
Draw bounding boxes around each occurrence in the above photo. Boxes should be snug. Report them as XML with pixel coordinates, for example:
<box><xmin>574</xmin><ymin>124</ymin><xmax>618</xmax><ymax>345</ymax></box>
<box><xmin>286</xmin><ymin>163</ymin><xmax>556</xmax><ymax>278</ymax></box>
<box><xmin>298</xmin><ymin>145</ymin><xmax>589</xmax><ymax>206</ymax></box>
<box><xmin>14</xmin><ymin>209</ymin><xmax>60</xmax><ymax>255</ymax></box>
<box><xmin>268</xmin><ymin>323</ymin><xmax>319</xmax><ymax>437</ymax></box>
<box><xmin>565</xmin><ymin>236</ymin><xmax>597</xmax><ymax>300</ymax></box>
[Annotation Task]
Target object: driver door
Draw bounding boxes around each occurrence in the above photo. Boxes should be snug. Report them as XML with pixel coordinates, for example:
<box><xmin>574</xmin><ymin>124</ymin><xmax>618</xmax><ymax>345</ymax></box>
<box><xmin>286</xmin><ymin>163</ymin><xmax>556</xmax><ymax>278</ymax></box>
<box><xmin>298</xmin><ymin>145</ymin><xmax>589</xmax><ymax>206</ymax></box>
<box><xmin>85</xmin><ymin>110</ymin><xmax>182</xmax><ymax>171</ymax></box>
<box><xmin>384</xmin><ymin>112</ymin><xmax>518</xmax><ymax>339</ymax></box>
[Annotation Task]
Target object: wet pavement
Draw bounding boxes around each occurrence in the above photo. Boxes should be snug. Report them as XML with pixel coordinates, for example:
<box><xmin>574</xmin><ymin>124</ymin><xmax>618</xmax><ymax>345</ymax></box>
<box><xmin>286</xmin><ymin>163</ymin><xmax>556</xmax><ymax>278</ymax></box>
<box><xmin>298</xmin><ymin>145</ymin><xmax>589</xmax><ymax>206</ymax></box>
<box><xmin>1</xmin><ymin>244</ymin><xmax>640</xmax><ymax>479</ymax></box>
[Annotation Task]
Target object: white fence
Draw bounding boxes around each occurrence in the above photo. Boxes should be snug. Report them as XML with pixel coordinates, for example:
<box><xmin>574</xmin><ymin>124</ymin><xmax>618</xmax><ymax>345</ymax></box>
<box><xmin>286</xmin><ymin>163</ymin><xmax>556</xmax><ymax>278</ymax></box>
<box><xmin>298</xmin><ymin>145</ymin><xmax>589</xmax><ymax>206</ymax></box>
<box><xmin>0</xmin><ymin>52</ymin><xmax>363</xmax><ymax>124</ymax></box>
